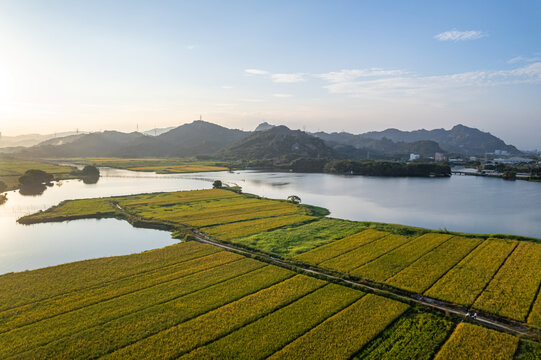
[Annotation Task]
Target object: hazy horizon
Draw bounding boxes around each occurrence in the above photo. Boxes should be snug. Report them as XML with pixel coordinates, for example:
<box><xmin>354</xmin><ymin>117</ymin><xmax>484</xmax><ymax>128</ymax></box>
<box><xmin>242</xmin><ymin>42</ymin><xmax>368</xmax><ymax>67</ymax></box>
<box><xmin>1</xmin><ymin>1</ymin><xmax>540</xmax><ymax>148</ymax></box>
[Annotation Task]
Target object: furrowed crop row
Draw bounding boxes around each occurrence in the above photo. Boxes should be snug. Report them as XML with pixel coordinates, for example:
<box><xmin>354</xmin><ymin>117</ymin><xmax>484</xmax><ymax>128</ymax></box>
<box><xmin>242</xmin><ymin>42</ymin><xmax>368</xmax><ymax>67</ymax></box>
<box><xmin>425</xmin><ymin>238</ymin><xmax>518</xmax><ymax>306</ymax></box>
<box><xmin>386</xmin><ymin>236</ymin><xmax>482</xmax><ymax>293</ymax></box>
<box><xmin>0</xmin><ymin>242</ymin><xmax>218</xmax><ymax>311</ymax></box>
<box><xmin>473</xmin><ymin>241</ymin><xmax>541</xmax><ymax>322</ymax></box>
<box><xmin>203</xmin><ymin>214</ymin><xmax>315</xmax><ymax>240</ymax></box>
<box><xmin>134</xmin><ymin>196</ymin><xmax>265</xmax><ymax>215</ymax></box>
<box><xmin>268</xmin><ymin>294</ymin><xmax>409</xmax><ymax>360</ymax></box>
<box><xmin>434</xmin><ymin>323</ymin><xmax>518</xmax><ymax>360</ymax></box>
<box><xmin>143</xmin><ymin>201</ymin><xmax>301</xmax><ymax>227</ymax></box>
<box><xmin>353</xmin><ymin>311</ymin><xmax>455</xmax><ymax>360</ymax></box>
<box><xmin>319</xmin><ymin>234</ymin><xmax>412</xmax><ymax>273</ymax></box>
<box><xmin>293</xmin><ymin>229</ymin><xmax>388</xmax><ymax>265</ymax></box>
<box><xmin>351</xmin><ymin>233</ymin><xmax>453</xmax><ymax>282</ymax></box>
<box><xmin>0</xmin><ymin>251</ymin><xmax>239</xmax><ymax>333</ymax></box>
<box><xmin>118</xmin><ymin>189</ymin><xmax>239</xmax><ymax>207</ymax></box>
<box><xmin>181</xmin><ymin>283</ymin><xmax>363</xmax><ymax>360</ymax></box>
<box><xmin>131</xmin><ymin>197</ymin><xmax>282</xmax><ymax>219</ymax></box>
<box><xmin>103</xmin><ymin>275</ymin><xmax>325</xmax><ymax>359</ymax></box>
<box><xmin>16</xmin><ymin>265</ymin><xmax>293</xmax><ymax>359</ymax></box>
<box><xmin>0</xmin><ymin>257</ymin><xmax>261</xmax><ymax>358</ymax></box>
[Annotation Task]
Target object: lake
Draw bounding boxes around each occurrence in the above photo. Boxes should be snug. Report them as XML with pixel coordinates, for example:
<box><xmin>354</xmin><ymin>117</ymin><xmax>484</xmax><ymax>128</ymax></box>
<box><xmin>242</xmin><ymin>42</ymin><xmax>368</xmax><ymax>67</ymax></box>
<box><xmin>1</xmin><ymin>167</ymin><xmax>540</xmax><ymax>274</ymax></box>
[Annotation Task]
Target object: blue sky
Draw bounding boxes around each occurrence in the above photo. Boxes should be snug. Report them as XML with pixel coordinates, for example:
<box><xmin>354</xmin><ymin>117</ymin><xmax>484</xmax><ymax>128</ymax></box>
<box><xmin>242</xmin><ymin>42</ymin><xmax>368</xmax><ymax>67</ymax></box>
<box><xmin>0</xmin><ymin>0</ymin><xmax>540</xmax><ymax>148</ymax></box>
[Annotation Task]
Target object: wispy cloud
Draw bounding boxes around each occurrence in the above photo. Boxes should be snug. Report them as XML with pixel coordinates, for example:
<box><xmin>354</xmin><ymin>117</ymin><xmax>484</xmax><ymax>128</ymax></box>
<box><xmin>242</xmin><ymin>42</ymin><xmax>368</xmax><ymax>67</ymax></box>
<box><xmin>186</xmin><ymin>44</ymin><xmax>197</xmax><ymax>50</ymax></box>
<box><xmin>221</xmin><ymin>85</ymin><xmax>234</xmax><ymax>89</ymax></box>
<box><xmin>321</xmin><ymin>62</ymin><xmax>541</xmax><ymax>99</ymax></box>
<box><xmin>507</xmin><ymin>55</ymin><xmax>541</xmax><ymax>64</ymax></box>
<box><xmin>434</xmin><ymin>30</ymin><xmax>486</xmax><ymax>41</ymax></box>
<box><xmin>317</xmin><ymin>69</ymin><xmax>405</xmax><ymax>82</ymax></box>
<box><xmin>271</xmin><ymin>73</ymin><xmax>306</xmax><ymax>83</ymax></box>
<box><xmin>244</xmin><ymin>69</ymin><xmax>269</xmax><ymax>75</ymax></box>
<box><xmin>273</xmin><ymin>93</ymin><xmax>293</xmax><ymax>98</ymax></box>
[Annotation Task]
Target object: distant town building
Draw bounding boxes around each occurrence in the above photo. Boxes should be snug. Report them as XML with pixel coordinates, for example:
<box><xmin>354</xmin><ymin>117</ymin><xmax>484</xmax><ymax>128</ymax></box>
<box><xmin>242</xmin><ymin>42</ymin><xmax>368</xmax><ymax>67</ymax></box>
<box><xmin>494</xmin><ymin>150</ymin><xmax>510</xmax><ymax>156</ymax></box>
<box><xmin>409</xmin><ymin>153</ymin><xmax>420</xmax><ymax>161</ymax></box>
<box><xmin>469</xmin><ymin>156</ymin><xmax>478</xmax><ymax>161</ymax></box>
<box><xmin>494</xmin><ymin>157</ymin><xmax>534</xmax><ymax>164</ymax></box>
<box><xmin>435</xmin><ymin>152</ymin><xmax>446</xmax><ymax>162</ymax></box>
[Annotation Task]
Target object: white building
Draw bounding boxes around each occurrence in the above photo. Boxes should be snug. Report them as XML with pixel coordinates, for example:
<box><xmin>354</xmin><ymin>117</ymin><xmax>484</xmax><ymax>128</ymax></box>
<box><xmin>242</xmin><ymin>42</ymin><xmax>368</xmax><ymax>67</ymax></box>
<box><xmin>409</xmin><ymin>153</ymin><xmax>420</xmax><ymax>161</ymax></box>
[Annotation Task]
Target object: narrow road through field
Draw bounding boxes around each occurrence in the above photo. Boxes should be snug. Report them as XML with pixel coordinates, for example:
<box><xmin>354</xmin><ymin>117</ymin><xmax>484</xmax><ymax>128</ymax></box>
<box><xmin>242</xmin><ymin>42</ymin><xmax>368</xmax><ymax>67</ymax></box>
<box><xmin>192</xmin><ymin>230</ymin><xmax>541</xmax><ymax>341</ymax></box>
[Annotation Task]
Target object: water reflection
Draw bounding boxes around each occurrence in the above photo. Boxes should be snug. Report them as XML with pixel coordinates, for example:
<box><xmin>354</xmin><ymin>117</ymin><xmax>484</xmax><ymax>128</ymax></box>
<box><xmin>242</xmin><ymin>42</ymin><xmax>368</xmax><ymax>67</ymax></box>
<box><xmin>1</xmin><ymin>167</ymin><xmax>540</xmax><ymax>274</ymax></box>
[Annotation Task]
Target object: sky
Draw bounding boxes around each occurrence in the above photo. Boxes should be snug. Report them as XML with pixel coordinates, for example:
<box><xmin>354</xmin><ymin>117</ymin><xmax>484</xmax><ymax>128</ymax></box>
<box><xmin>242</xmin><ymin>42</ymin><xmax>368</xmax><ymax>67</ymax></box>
<box><xmin>0</xmin><ymin>1</ymin><xmax>540</xmax><ymax>149</ymax></box>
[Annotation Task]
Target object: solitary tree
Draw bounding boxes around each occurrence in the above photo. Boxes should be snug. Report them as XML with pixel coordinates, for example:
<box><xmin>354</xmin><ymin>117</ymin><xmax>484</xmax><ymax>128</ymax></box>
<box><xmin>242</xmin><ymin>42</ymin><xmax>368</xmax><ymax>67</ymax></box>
<box><xmin>213</xmin><ymin>180</ymin><xmax>223</xmax><ymax>188</ymax></box>
<box><xmin>287</xmin><ymin>195</ymin><xmax>301</xmax><ymax>204</ymax></box>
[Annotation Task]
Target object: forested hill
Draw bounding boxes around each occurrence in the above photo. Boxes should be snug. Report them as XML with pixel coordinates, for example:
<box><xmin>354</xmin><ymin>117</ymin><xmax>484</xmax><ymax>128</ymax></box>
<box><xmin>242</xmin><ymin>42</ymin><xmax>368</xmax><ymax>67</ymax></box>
<box><xmin>356</xmin><ymin>124</ymin><xmax>520</xmax><ymax>155</ymax></box>
<box><xmin>219</xmin><ymin>125</ymin><xmax>335</xmax><ymax>161</ymax></box>
<box><xmin>14</xmin><ymin>121</ymin><xmax>520</xmax><ymax>159</ymax></box>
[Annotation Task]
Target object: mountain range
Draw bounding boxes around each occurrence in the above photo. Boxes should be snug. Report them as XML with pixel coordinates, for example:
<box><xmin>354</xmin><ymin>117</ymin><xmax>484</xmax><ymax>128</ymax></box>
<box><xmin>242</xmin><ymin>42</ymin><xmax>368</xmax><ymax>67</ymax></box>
<box><xmin>7</xmin><ymin>121</ymin><xmax>521</xmax><ymax>160</ymax></box>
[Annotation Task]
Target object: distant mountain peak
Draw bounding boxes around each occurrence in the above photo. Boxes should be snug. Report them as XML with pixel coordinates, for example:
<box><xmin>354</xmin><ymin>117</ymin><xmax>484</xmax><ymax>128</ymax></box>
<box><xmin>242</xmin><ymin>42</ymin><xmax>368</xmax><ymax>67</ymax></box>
<box><xmin>255</xmin><ymin>122</ymin><xmax>276</xmax><ymax>132</ymax></box>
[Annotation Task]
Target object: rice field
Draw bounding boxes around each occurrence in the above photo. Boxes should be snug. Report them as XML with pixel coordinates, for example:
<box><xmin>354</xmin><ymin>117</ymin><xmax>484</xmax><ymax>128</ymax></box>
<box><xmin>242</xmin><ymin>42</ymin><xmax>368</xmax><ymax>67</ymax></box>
<box><xmin>54</xmin><ymin>157</ymin><xmax>229</xmax><ymax>173</ymax></box>
<box><xmin>434</xmin><ymin>322</ymin><xmax>519</xmax><ymax>360</ymax></box>
<box><xmin>425</xmin><ymin>238</ymin><xmax>518</xmax><ymax>306</ymax></box>
<box><xmin>0</xmin><ymin>240</ymin><xmax>437</xmax><ymax>360</ymax></box>
<box><xmin>5</xmin><ymin>187</ymin><xmax>541</xmax><ymax>358</ymax></box>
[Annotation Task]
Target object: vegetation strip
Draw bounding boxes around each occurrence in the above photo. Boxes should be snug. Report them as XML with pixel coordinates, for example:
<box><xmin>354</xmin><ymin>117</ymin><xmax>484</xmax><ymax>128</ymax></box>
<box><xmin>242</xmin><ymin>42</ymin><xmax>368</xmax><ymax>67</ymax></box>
<box><xmin>101</xmin><ymin>275</ymin><xmax>323</xmax><ymax>359</ymax></box>
<box><xmin>351</xmin><ymin>233</ymin><xmax>453</xmax><ymax>282</ymax></box>
<box><xmin>293</xmin><ymin>229</ymin><xmax>388</xmax><ymax>264</ymax></box>
<box><xmin>473</xmin><ymin>241</ymin><xmax>541</xmax><ymax>322</ymax></box>
<box><xmin>319</xmin><ymin>234</ymin><xmax>412</xmax><ymax>273</ymax></box>
<box><xmin>267</xmin><ymin>294</ymin><xmax>409</xmax><ymax>360</ymax></box>
<box><xmin>352</xmin><ymin>311</ymin><xmax>455</xmax><ymax>360</ymax></box>
<box><xmin>425</xmin><ymin>238</ymin><xmax>518</xmax><ymax>306</ymax></box>
<box><xmin>236</xmin><ymin>218</ymin><xmax>368</xmax><ymax>257</ymax></box>
<box><xmin>180</xmin><ymin>283</ymin><xmax>363</xmax><ymax>360</ymax></box>
<box><xmin>385</xmin><ymin>236</ymin><xmax>483</xmax><ymax>293</ymax></box>
<box><xmin>0</xmin><ymin>241</ymin><xmax>218</xmax><ymax>311</ymax></box>
<box><xmin>0</xmin><ymin>251</ymin><xmax>240</xmax><ymax>333</ymax></box>
<box><xmin>0</xmin><ymin>258</ymin><xmax>262</xmax><ymax>358</ymax></box>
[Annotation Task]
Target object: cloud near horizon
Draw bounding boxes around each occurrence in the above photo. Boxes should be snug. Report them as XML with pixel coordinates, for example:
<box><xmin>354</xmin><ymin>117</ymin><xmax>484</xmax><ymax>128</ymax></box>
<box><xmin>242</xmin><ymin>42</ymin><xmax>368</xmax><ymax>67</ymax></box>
<box><xmin>245</xmin><ymin>63</ymin><xmax>541</xmax><ymax>101</ymax></box>
<box><xmin>434</xmin><ymin>30</ymin><xmax>486</xmax><ymax>41</ymax></box>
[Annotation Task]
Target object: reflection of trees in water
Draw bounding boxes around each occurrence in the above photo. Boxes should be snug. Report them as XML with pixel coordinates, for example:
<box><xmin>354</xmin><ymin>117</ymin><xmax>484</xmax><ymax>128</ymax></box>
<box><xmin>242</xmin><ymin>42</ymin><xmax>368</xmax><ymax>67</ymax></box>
<box><xmin>82</xmin><ymin>175</ymin><xmax>99</xmax><ymax>185</ymax></box>
<box><xmin>19</xmin><ymin>183</ymin><xmax>48</xmax><ymax>196</ymax></box>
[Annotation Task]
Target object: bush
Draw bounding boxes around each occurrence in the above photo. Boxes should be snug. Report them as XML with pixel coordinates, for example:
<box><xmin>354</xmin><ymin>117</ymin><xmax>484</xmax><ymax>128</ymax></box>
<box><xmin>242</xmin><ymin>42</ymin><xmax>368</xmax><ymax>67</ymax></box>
<box><xmin>18</xmin><ymin>169</ymin><xmax>54</xmax><ymax>186</ymax></box>
<box><xmin>213</xmin><ymin>180</ymin><xmax>223</xmax><ymax>188</ymax></box>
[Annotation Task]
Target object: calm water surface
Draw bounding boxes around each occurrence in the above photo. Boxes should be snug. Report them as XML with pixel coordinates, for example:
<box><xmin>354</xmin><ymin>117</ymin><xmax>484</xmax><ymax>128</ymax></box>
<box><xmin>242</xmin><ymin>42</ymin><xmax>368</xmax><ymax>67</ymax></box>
<box><xmin>1</xmin><ymin>167</ymin><xmax>540</xmax><ymax>274</ymax></box>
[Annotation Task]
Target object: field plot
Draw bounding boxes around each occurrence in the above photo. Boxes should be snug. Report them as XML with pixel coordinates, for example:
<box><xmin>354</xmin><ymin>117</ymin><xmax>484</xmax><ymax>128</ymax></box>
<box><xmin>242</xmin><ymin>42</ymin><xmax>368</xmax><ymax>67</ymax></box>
<box><xmin>0</xmin><ymin>158</ymin><xmax>75</xmax><ymax>189</ymax></box>
<box><xmin>268</xmin><ymin>294</ymin><xmax>409</xmax><ymax>360</ymax></box>
<box><xmin>473</xmin><ymin>241</ymin><xmax>541</xmax><ymax>322</ymax></box>
<box><xmin>19</xmin><ymin>188</ymin><xmax>317</xmax><ymax>239</ymax></box>
<box><xmin>233</xmin><ymin>218</ymin><xmax>368</xmax><ymax>257</ymax></box>
<box><xmin>351</xmin><ymin>233</ymin><xmax>453</xmax><ymax>282</ymax></box>
<box><xmin>386</xmin><ymin>236</ymin><xmax>482</xmax><ymax>293</ymax></box>
<box><xmin>181</xmin><ymin>283</ymin><xmax>363</xmax><ymax>360</ymax></box>
<box><xmin>353</xmin><ymin>311</ymin><xmax>454</xmax><ymax>360</ymax></box>
<box><xmin>57</xmin><ymin>157</ymin><xmax>229</xmax><ymax>173</ymax></box>
<box><xmin>434</xmin><ymin>322</ymin><xmax>518</xmax><ymax>360</ymax></box>
<box><xmin>103</xmin><ymin>275</ymin><xmax>326</xmax><ymax>359</ymax></box>
<box><xmin>293</xmin><ymin>229</ymin><xmax>388</xmax><ymax>264</ymax></box>
<box><xmin>319</xmin><ymin>234</ymin><xmax>411</xmax><ymax>273</ymax></box>
<box><xmin>425</xmin><ymin>238</ymin><xmax>517</xmax><ymax>306</ymax></box>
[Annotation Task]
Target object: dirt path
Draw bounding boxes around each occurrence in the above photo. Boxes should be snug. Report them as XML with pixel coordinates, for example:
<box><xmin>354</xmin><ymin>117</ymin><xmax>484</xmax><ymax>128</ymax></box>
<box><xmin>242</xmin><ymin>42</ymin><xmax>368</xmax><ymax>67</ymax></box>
<box><xmin>192</xmin><ymin>230</ymin><xmax>540</xmax><ymax>341</ymax></box>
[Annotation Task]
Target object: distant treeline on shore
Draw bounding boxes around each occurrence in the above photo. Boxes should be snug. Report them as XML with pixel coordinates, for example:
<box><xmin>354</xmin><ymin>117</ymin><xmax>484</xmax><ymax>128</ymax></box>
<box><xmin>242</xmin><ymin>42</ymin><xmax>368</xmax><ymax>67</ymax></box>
<box><xmin>242</xmin><ymin>158</ymin><xmax>451</xmax><ymax>177</ymax></box>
